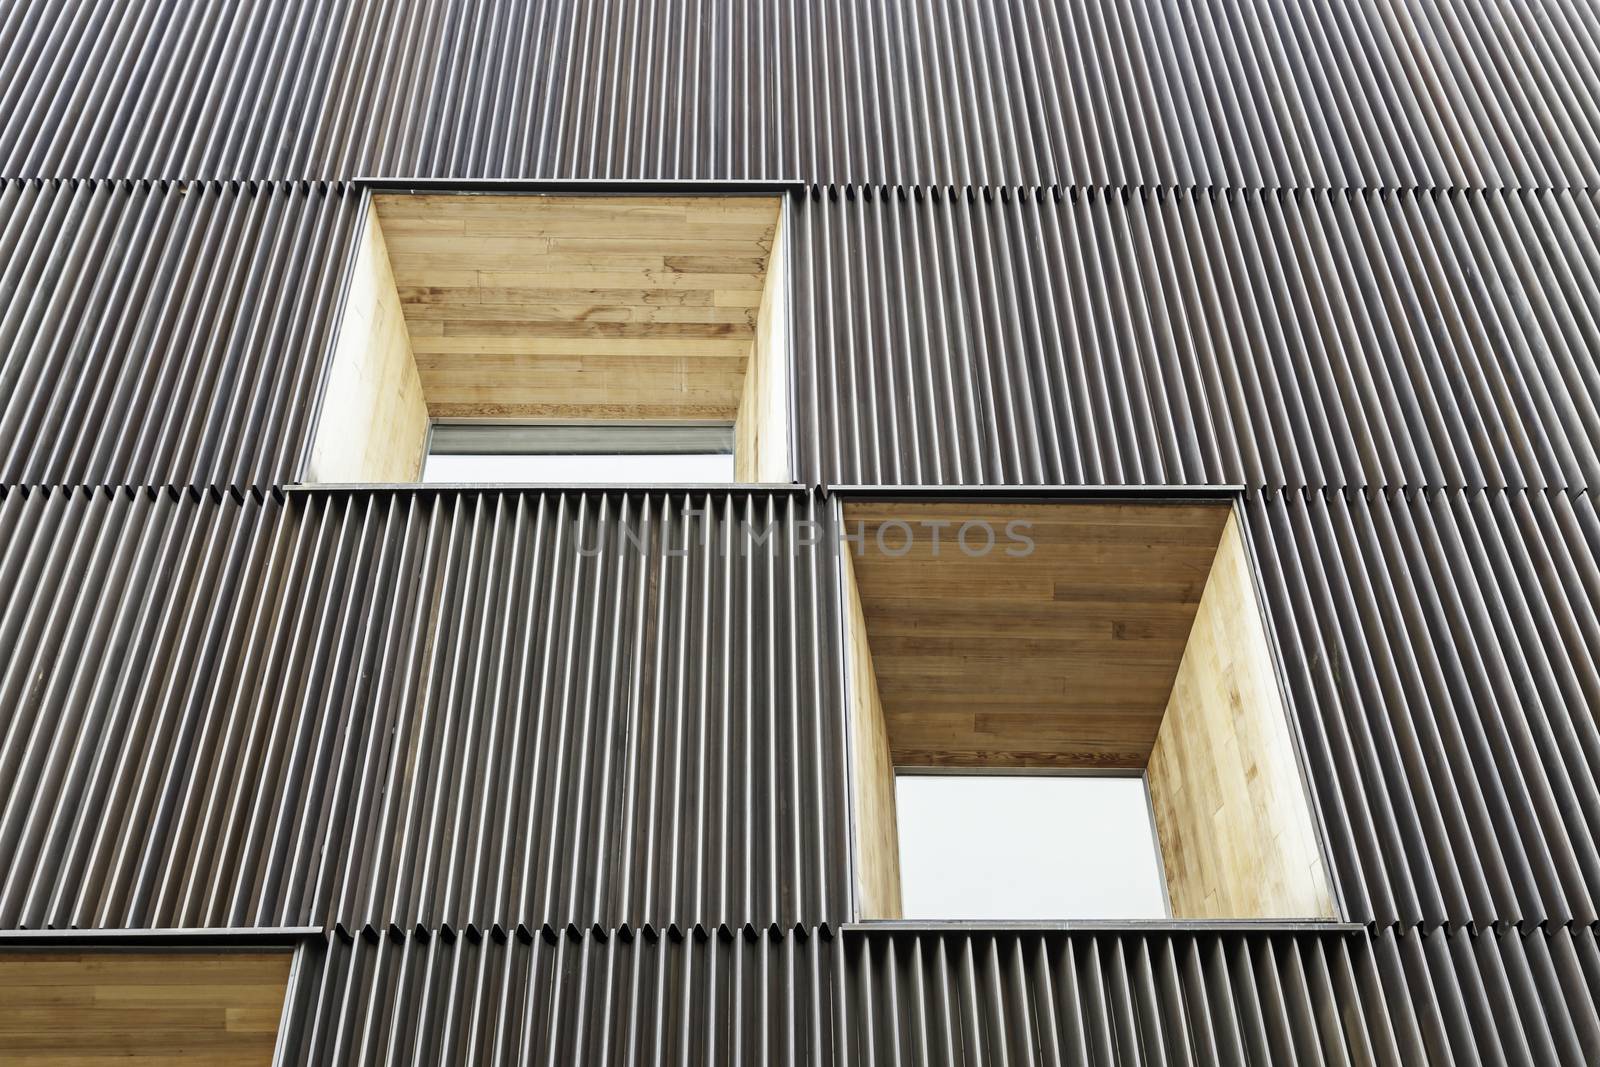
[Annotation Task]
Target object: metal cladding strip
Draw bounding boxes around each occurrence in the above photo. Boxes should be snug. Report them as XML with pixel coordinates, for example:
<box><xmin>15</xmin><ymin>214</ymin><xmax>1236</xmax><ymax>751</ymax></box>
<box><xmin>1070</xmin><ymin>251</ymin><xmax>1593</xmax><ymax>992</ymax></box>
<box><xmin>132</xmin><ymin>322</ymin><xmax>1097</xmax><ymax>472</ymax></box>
<box><xmin>839</xmin><ymin>927</ymin><xmax>1414</xmax><ymax>1066</ymax></box>
<box><xmin>274</xmin><ymin>925</ymin><xmax>840</xmax><ymax>1066</ymax></box>
<box><xmin>1245</xmin><ymin>488</ymin><xmax>1600</xmax><ymax>931</ymax></box>
<box><xmin>2</xmin><ymin>0</ymin><xmax>1600</xmax><ymax>186</ymax></box>
<box><xmin>0</xmin><ymin>178</ymin><xmax>363</xmax><ymax>488</ymax></box>
<box><xmin>9</xmin><ymin>180</ymin><xmax>1600</xmax><ymax>494</ymax></box>
<box><xmin>0</xmin><ymin>485</ymin><xmax>288</xmax><ymax>929</ymax></box>
<box><xmin>789</xmin><ymin>185</ymin><xmax>1600</xmax><ymax>491</ymax></box>
<box><xmin>1368</xmin><ymin>925</ymin><xmax>1600</xmax><ymax>1066</ymax></box>
<box><xmin>0</xmin><ymin>486</ymin><xmax>850</xmax><ymax>931</ymax></box>
<box><xmin>271</xmin><ymin>926</ymin><xmax>1418</xmax><ymax>1065</ymax></box>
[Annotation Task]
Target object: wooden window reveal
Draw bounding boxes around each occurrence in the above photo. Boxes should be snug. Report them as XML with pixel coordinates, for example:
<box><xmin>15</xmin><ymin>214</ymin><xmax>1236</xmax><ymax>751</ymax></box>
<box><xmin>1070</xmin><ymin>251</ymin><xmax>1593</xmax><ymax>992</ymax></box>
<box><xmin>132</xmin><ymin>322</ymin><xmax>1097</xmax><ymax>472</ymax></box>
<box><xmin>306</xmin><ymin>193</ymin><xmax>790</xmax><ymax>484</ymax></box>
<box><xmin>842</xmin><ymin>500</ymin><xmax>1337</xmax><ymax>921</ymax></box>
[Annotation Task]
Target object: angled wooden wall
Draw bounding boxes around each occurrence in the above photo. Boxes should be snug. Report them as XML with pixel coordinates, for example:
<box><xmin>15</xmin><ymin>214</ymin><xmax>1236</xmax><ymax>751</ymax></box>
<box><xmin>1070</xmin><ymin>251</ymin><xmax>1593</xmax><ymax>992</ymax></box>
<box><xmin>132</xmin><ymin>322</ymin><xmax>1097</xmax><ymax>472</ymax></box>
<box><xmin>1147</xmin><ymin>513</ymin><xmax>1338</xmax><ymax>919</ymax></box>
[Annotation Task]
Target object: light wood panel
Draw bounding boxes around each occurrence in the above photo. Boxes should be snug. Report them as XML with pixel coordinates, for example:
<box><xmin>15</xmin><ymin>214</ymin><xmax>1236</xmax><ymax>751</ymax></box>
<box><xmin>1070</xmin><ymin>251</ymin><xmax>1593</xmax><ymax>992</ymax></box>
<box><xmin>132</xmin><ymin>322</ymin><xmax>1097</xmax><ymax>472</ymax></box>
<box><xmin>0</xmin><ymin>949</ymin><xmax>292</xmax><ymax>1065</ymax></box>
<box><xmin>373</xmin><ymin>193</ymin><xmax>781</xmax><ymax>421</ymax></box>
<box><xmin>734</xmin><ymin>205</ymin><xmax>790</xmax><ymax>482</ymax></box>
<box><xmin>843</xmin><ymin>548</ymin><xmax>902</xmax><ymax>919</ymax></box>
<box><xmin>1147</xmin><ymin>514</ymin><xmax>1338</xmax><ymax>919</ymax></box>
<box><xmin>844</xmin><ymin>501</ymin><xmax>1230</xmax><ymax>768</ymax></box>
<box><xmin>305</xmin><ymin>199</ymin><xmax>429</xmax><ymax>482</ymax></box>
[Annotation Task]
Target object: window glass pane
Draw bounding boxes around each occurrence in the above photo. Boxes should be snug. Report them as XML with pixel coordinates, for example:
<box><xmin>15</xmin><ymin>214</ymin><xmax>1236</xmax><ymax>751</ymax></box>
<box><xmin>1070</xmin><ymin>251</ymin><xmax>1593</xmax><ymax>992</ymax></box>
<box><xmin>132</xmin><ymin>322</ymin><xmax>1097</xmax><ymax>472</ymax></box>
<box><xmin>894</xmin><ymin>775</ymin><xmax>1170</xmax><ymax>920</ymax></box>
<box><xmin>421</xmin><ymin>452</ymin><xmax>736</xmax><ymax>484</ymax></box>
<box><xmin>428</xmin><ymin>422</ymin><xmax>734</xmax><ymax>456</ymax></box>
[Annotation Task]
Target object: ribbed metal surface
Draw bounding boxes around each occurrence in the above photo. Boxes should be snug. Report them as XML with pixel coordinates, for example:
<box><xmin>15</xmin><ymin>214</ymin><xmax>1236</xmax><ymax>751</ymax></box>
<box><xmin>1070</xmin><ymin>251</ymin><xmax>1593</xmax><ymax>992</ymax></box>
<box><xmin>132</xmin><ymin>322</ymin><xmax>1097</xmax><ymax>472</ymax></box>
<box><xmin>10</xmin><ymin>180</ymin><xmax>1599</xmax><ymax>493</ymax></box>
<box><xmin>0</xmin><ymin>179</ymin><xmax>360</xmax><ymax>487</ymax></box>
<box><xmin>5</xmin><ymin>1</ymin><xmax>1599</xmax><ymax>1059</ymax></box>
<box><xmin>1371</xmin><ymin>925</ymin><xmax>1600</xmax><ymax>1065</ymax></box>
<box><xmin>277</xmin><ymin>925</ymin><xmax>838</xmax><ymax>1066</ymax></box>
<box><xmin>275</xmin><ymin>926</ymin><xmax>1418</xmax><ymax>1065</ymax></box>
<box><xmin>1248</xmin><ymin>488</ymin><xmax>1600</xmax><ymax>930</ymax></box>
<box><xmin>842</xmin><ymin>927</ymin><xmax>1404</xmax><ymax>1066</ymax></box>
<box><xmin>791</xmin><ymin>186</ymin><xmax>1600</xmax><ymax>490</ymax></box>
<box><xmin>0</xmin><ymin>487</ymin><xmax>849</xmax><ymax>931</ymax></box>
<box><xmin>9</xmin><ymin>485</ymin><xmax>1600</xmax><ymax>938</ymax></box>
<box><xmin>4</xmin><ymin>0</ymin><xmax>1600</xmax><ymax>186</ymax></box>
<box><xmin>270</xmin><ymin>925</ymin><xmax>1600</xmax><ymax>1065</ymax></box>
<box><xmin>0</xmin><ymin>485</ymin><xmax>277</xmax><ymax>927</ymax></box>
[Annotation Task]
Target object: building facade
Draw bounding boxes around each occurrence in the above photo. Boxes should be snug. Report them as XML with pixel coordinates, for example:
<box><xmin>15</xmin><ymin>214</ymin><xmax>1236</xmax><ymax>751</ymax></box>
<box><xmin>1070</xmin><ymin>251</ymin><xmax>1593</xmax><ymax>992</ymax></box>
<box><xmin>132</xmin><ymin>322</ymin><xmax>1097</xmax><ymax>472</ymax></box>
<box><xmin>1</xmin><ymin>1</ymin><xmax>1598</xmax><ymax>1063</ymax></box>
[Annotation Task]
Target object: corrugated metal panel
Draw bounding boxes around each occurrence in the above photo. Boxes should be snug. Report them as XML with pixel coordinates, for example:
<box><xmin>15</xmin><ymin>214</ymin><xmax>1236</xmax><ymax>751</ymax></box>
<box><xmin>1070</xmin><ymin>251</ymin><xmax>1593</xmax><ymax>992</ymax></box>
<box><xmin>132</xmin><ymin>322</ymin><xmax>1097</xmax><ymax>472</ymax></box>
<box><xmin>1370</xmin><ymin>924</ymin><xmax>1600</xmax><ymax>1065</ymax></box>
<box><xmin>12</xmin><ymin>180</ymin><xmax>1596</xmax><ymax>494</ymax></box>
<box><xmin>1247</xmin><ymin>488</ymin><xmax>1600</xmax><ymax>930</ymax></box>
<box><xmin>841</xmin><ymin>926</ymin><xmax>1600</xmax><ymax>1066</ymax></box>
<box><xmin>0</xmin><ymin>487</ymin><xmax>849</xmax><ymax>931</ymax></box>
<box><xmin>268</xmin><ymin>926</ymin><xmax>1600</xmax><ymax>1065</ymax></box>
<box><xmin>791</xmin><ymin>186</ymin><xmax>1600</xmax><ymax>490</ymax></box>
<box><xmin>10</xmin><ymin>483</ymin><xmax>1600</xmax><ymax>937</ymax></box>
<box><xmin>274</xmin><ymin>926</ymin><xmax>1418</xmax><ymax>1065</ymax></box>
<box><xmin>0</xmin><ymin>179</ymin><xmax>360</xmax><ymax>488</ymax></box>
<box><xmin>3</xmin><ymin>0</ymin><xmax>1600</xmax><ymax>187</ymax></box>
<box><xmin>841</xmin><ymin>927</ymin><xmax>1406</xmax><ymax>1066</ymax></box>
<box><xmin>2</xmin><ymin>1</ymin><xmax>1596</xmax><ymax>1061</ymax></box>
<box><xmin>276</xmin><ymin>925</ymin><xmax>839</xmax><ymax>1066</ymax></box>
<box><xmin>0</xmin><ymin>485</ymin><xmax>279</xmax><ymax>926</ymax></box>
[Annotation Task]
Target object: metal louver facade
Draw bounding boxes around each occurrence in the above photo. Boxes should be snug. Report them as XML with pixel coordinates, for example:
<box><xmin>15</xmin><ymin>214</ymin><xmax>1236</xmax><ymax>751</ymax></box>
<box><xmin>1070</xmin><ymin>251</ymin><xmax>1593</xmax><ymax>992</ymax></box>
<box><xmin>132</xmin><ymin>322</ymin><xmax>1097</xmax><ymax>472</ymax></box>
<box><xmin>273</xmin><ymin>925</ymin><xmax>1600</xmax><ymax>1064</ymax></box>
<box><xmin>790</xmin><ymin>186</ymin><xmax>1600</xmax><ymax>490</ymax></box>
<box><xmin>0</xmin><ymin>487</ymin><xmax>849</xmax><ymax>933</ymax></box>
<box><xmin>0</xmin><ymin>180</ymin><xmax>362</xmax><ymax>488</ymax></box>
<box><xmin>4</xmin><ymin>0</ymin><xmax>1600</xmax><ymax>186</ymax></box>
<box><xmin>1</xmin><ymin>1</ymin><xmax>1597</xmax><ymax>1063</ymax></box>
<box><xmin>1250</xmin><ymin>489</ymin><xmax>1600</xmax><ymax>932</ymax></box>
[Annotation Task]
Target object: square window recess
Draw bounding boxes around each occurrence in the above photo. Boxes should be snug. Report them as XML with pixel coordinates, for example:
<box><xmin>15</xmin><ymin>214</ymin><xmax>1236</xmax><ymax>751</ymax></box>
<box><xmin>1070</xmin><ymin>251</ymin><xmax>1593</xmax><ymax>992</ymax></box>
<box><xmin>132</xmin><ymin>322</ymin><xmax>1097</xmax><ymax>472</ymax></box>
<box><xmin>303</xmin><ymin>192</ymin><xmax>790</xmax><ymax>484</ymax></box>
<box><xmin>842</xmin><ymin>499</ymin><xmax>1338</xmax><ymax>922</ymax></box>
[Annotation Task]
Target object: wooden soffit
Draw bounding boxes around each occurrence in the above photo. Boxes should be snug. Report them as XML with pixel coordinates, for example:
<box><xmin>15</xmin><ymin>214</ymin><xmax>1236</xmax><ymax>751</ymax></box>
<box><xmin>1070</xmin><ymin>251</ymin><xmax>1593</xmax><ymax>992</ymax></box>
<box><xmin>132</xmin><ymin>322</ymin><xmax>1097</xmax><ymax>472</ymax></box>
<box><xmin>372</xmin><ymin>193</ymin><xmax>781</xmax><ymax>420</ymax></box>
<box><xmin>844</xmin><ymin>500</ymin><xmax>1231</xmax><ymax>768</ymax></box>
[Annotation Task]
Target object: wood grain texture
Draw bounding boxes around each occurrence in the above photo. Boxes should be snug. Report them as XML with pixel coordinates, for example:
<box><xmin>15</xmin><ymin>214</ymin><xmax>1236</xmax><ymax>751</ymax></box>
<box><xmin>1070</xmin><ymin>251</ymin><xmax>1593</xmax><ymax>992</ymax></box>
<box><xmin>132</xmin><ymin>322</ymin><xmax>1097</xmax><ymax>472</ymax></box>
<box><xmin>0</xmin><ymin>950</ymin><xmax>292</xmax><ymax>1065</ymax></box>
<box><xmin>843</xmin><ymin>501</ymin><xmax>1230</xmax><ymax>768</ymax></box>
<box><xmin>306</xmin><ymin>199</ymin><xmax>429</xmax><ymax>482</ymax></box>
<box><xmin>843</xmin><ymin>548</ymin><xmax>903</xmax><ymax>919</ymax></box>
<box><xmin>734</xmin><ymin>204</ymin><xmax>791</xmax><ymax>482</ymax></box>
<box><xmin>1147</xmin><ymin>514</ymin><xmax>1338</xmax><ymax>919</ymax></box>
<box><xmin>373</xmin><ymin>194</ymin><xmax>780</xmax><ymax>421</ymax></box>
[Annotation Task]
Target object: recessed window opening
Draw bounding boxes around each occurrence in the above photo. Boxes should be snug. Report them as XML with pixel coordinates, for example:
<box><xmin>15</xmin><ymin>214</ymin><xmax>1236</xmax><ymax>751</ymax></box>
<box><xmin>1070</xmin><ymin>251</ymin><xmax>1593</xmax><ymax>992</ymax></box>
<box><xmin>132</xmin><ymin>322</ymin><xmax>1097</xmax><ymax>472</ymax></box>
<box><xmin>420</xmin><ymin>421</ymin><xmax>735</xmax><ymax>484</ymax></box>
<box><xmin>304</xmin><ymin>192</ymin><xmax>791</xmax><ymax>485</ymax></box>
<box><xmin>894</xmin><ymin>772</ymin><xmax>1170</xmax><ymax>921</ymax></box>
<box><xmin>843</xmin><ymin>500</ymin><xmax>1338</xmax><ymax>923</ymax></box>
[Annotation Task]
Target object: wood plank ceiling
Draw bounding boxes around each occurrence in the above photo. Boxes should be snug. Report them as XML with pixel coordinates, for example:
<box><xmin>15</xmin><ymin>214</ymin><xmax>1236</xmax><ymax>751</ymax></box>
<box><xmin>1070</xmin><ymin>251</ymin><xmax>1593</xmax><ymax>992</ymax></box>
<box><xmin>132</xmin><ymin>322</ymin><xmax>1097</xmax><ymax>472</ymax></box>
<box><xmin>372</xmin><ymin>193</ymin><xmax>780</xmax><ymax>420</ymax></box>
<box><xmin>844</xmin><ymin>500</ymin><xmax>1231</xmax><ymax>768</ymax></box>
<box><xmin>0</xmin><ymin>950</ymin><xmax>291</xmax><ymax>1064</ymax></box>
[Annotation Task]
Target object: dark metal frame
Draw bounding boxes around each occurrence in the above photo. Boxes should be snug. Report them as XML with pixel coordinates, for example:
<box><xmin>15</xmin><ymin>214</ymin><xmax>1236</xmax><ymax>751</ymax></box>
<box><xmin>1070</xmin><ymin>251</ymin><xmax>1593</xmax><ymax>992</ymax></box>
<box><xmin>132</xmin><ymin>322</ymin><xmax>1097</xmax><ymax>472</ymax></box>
<box><xmin>283</xmin><ymin>481</ymin><xmax>811</xmax><ymax>494</ymax></box>
<box><xmin>0</xmin><ymin>926</ymin><xmax>322</xmax><ymax>948</ymax></box>
<box><xmin>823</xmin><ymin>483</ymin><xmax>1246</xmax><ymax>503</ymax></box>
<box><xmin>842</xmin><ymin>920</ymin><xmax>1368</xmax><ymax>935</ymax></box>
<box><xmin>353</xmin><ymin>177</ymin><xmax>806</xmax><ymax>196</ymax></box>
